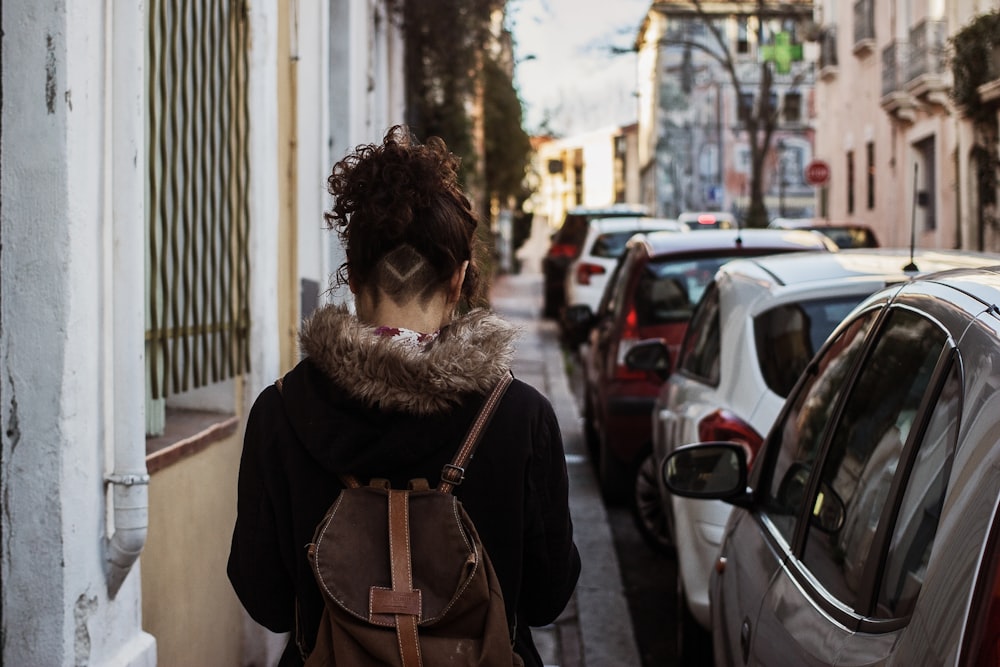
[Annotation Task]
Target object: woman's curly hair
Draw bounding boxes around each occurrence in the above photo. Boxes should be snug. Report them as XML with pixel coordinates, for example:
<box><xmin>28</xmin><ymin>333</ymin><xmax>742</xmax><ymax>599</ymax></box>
<box><xmin>325</xmin><ymin>125</ymin><xmax>485</xmax><ymax>308</ymax></box>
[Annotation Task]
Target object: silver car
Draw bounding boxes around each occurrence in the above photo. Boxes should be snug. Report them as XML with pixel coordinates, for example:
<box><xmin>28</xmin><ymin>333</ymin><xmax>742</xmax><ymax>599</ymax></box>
<box><xmin>662</xmin><ymin>265</ymin><xmax>1000</xmax><ymax>666</ymax></box>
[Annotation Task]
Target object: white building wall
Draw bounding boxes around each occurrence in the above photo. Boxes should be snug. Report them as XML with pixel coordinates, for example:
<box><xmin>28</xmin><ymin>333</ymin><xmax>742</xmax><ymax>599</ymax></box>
<box><xmin>1</xmin><ymin>1</ymin><xmax>156</xmax><ymax>664</ymax></box>
<box><xmin>325</xmin><ymin>0</ymin><xmax>406</xmax><ymax>307</ymax></box>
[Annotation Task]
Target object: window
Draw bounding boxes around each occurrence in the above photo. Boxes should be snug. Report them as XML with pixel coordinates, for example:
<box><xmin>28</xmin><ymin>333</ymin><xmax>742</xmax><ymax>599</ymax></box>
<box><xmin>867</xmin><ymin>141</ymin><xmax>875</xmax><ymax>209</ymax></box>
<box><xmin>847</xmin><ymin>150</ymin><xmax>856</xmax><ymax>214</ymax></box>
<box><xmin>784</xmin><ymin>92</ymin><xmax>802</xmax><ymax>123</ymax></box>
<box><xmin>738</xmin><ymin>92</ymin><xmax>754</xmax><ymax>123</ymax></box>
<box><xmin>754</xmin><ymin>296</ymin><xmax>867</xmax><ymax>398</ymax></box>
<box><xmin>876</xmin><ymin>361</ymin><xmax>960</xmax><ymax>618</ymax></box>
<box><xmin>146</xmin><ymin>0</ymin><xmax>252</xmax><ymax>438</ymax></box>
<box><xmin>737</xmin><ymin>17</ymin><xmax>749</xmax><ymax>54</ymax></box>
<box><xmin>763</xmin><ymin>310</ymin><xmax>879</xmax><ymax>545</ymax></box>
<box><xmin>801</xmin><ymin>309</ymin><xmax>947</xmax><ymax>609</ymax></box>
<box><xmin>678</xmin><ymin>281</ymin><xmax>722</xmax><ymax>384</ymax></box>
<box><xmin>635</xmin><ymin>257</ymin><xmax>725</xmax><ymax>326</ymax></box>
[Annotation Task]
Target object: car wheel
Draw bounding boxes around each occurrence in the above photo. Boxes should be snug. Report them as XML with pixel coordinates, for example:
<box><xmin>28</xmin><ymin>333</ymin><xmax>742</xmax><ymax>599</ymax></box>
<box><xmin>632</xmin><ymin>451</ymin><xmax>676</xmax><ymax>555</ymax></box>
<box><xmin>582</xmin><ymin>395</ymin><xmax>599</xmax><ymax>459</ymax></box>
<box><xmin>598</xmin><ymin>433</ymin><xmax>633</xmax><ymax>506</ymax></box>
<box><xmin>676</xmin><ymin>576</ymin><xmax>711</xmax><ymax>664</ymax></box>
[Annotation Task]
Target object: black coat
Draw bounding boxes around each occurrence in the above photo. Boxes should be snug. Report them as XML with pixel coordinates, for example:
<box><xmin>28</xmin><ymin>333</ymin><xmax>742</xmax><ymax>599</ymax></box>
<box><xmin>227</xmin><ymin>305</ymin><xmax>581</xmax><ymax>666</ymax></box>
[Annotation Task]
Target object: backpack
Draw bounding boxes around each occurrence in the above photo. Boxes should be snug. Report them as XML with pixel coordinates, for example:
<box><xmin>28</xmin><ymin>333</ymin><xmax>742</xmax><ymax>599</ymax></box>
<box><xmin>302</xmin><ymin>372</ymin><xmax>523</xmax><ymax>667</ymax></box>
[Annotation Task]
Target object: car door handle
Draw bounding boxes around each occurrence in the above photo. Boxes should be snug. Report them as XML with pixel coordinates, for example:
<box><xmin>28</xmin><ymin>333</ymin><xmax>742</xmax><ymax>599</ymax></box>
<box><xmin>740</xmin><ymin>617</ymin><xmax>751</xmax><ymax>664</ymax></box>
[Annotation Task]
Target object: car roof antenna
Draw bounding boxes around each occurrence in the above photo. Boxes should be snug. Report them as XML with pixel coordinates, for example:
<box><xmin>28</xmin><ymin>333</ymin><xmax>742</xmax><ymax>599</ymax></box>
<box><xmin>903</xmin><ymin>163</ymin><xmax>919</xmax><ymax>273</ymax></box>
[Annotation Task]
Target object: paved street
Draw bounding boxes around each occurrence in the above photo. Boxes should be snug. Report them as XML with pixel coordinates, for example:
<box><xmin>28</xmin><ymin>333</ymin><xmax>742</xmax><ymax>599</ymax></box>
<box><xmin>490</xmin><ymin>272</ymin><xmax>641</xmax><ymax>667</ymax></box>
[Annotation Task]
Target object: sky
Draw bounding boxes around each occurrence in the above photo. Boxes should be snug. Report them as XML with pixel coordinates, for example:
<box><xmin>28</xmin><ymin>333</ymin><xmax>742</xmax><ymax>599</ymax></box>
<box><xmin>507</xmin><ymin>0</ymin><xmax>652</xmax><ymax>138</ymax></box>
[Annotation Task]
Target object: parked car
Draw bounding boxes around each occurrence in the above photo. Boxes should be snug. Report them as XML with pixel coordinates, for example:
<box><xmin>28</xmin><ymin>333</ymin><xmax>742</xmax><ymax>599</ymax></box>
<box><xmin>562</xmin><ymin>216</ymin><xmax>686</xmax><ymax>337</ymax></box>
<box><xmin>568</xmin><ymin>228</ymin><xmax>837</xmax><ymax>504</ymax></box>
<box><xmin>542</xmin><ymin>203</ymin><xmax>649</xmax><ymax>319</ymax></box>
<box><xmin>769</xmin><ymin>217</ymin><xmax>880</xmax><ymax>248</ymax></box>
<box><xmin>662</xmin><ymin>264</ymin><xmax>1000</xmax><ymax>667</ymax></box>
<box><xmin>677</xmin><ymin>211</ymin><xmax>737</xmax><ymax>230</ymax></box>
<box><xmin>626</xmin><ymin>249</ymin><xmax>1000</xmax><ymax>658</ymax></box>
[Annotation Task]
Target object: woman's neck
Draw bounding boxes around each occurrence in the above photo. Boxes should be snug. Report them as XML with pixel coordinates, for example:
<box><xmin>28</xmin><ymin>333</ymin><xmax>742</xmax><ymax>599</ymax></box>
<box><xmin>356</xmin><ymin>290</ymin><xmax>453</xmax><ymax>334</ymax></box>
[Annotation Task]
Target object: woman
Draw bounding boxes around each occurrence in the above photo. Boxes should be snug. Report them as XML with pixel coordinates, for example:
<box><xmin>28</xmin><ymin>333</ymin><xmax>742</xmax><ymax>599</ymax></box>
<box><xmin>228</xmin><ymin>126</ymin><xmax>581</xmax><ymax>666</ymax></box>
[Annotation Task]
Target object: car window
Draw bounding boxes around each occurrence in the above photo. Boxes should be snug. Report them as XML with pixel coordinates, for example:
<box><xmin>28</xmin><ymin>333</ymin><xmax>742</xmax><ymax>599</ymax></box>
<box><xmin>677</xmin><ymin>281</ymin><xmax>721</xmax><ymax>384</ymax></box>
<box><xmin>635</xmin><ymin>257</ymin><xmax>718</xmax><ymax>326</ymax></box>
<box><xmin>590</xmin><ymin>231</ymin><xmax>643</xmax><ymax>259</ymax></box>
<box><xmin>875</xmin><ymin>359</ymin><xmax>959</xmax><ymax>619</ymax></box>
<box><xmin>601</xmin><ymin>250</ymin><xmax>637</xmax><ymax>319</ymax></box>
<box><xmin>553</xmin><ymin>214</ymin><xmax>590</xmax><ymax>248</ymax></box>
<box><xmin>754</xmin><ymin>296</ymin><xmax>868</xmax><ymax>397</ymax></box>
<box><xmin>762</xmin><ymin>310</ymin><xmax>879</xmax><ymax>546</ymax></box>
<box><xmin>801</xmin><ymin>309</ymin><xmax>948</xmax><ymax>610</ymax></box>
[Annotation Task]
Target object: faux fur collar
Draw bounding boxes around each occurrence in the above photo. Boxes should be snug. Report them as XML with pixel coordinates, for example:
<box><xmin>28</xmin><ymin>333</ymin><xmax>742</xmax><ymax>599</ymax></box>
<box><xmin>299</xmin><ymin>303</ymin><xmax>518</xmax><ymax>415</ymax></box>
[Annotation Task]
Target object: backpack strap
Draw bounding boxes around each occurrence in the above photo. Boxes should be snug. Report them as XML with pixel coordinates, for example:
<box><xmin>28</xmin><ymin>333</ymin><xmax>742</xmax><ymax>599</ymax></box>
<box><xmin>438</xmin><ymin>371</ymin><xmax>513</xmax><ymax>494</ymax></box>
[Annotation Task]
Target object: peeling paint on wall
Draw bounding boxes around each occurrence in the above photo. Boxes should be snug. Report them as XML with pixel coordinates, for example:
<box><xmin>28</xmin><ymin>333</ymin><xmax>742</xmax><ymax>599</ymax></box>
<box><xmin>46</xmin><ymin>34</ymin><xmax>56</xmax><ymax>114</ymax></box>
<box><xmin>73</xmin><ymin>593</ymin><xmax>98</xmax><ymax>665</ymax></box>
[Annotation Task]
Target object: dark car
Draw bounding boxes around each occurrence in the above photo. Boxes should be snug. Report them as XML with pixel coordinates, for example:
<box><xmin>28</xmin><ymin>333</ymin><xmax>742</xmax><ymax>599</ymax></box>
<box><xmin>542</xmin><ymin>203</ymin><xmax>649</xmax><ymax>319</ymax></box>
<box><xmin>569</xmin><ymin>228</ymin><xmax>837</xmax><ymax>504</ymax></box>
<box><xmin>663</xmin><ymin>264</ymin><xmax>1000</xmax><ymax>667</ymax></box>
<box><xmin>768</xmin><ymin>217</ymin><xmax>880</xmax><ymax>248</ymax></box>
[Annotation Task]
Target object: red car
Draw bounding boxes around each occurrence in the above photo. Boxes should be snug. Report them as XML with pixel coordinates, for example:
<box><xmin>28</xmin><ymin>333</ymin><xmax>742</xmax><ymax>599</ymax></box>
<box><xmin>569</xmin><ymin>228</ymin><xmax>837</xmax><ymax>503</ymax></box>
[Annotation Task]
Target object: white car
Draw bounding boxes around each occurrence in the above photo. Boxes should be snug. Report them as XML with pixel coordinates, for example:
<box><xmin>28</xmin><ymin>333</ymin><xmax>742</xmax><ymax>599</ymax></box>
<box><xmin>625</xmin><ymin>248</ymin><xmax>1000</xmax><ymax>659</ymax></box>
<box><xmin>677</xmin><ymin>211</ymin><xmax>737</xmax><ymax>230</ymax></box>
<box><xmin>563</xmin><ymin>216</ymin><xmax>685</xmax><ymax>326</ymax></box>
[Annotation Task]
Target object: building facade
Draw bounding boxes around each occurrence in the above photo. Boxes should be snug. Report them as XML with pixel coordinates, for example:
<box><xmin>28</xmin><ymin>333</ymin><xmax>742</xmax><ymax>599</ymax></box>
<box><xmin>637</xmin><ymin>0</ymin><xmax>817</xmax><ymax>223</ymax></box>
<box><xmin>812</xmin><ymin>0</ymin><xmax>1000</xmax><ymax>250</ymax></box>
<box><xmin>0</xmin><ymin>1</ymin><xmax>404</xmax><ymax>665</ymax></box>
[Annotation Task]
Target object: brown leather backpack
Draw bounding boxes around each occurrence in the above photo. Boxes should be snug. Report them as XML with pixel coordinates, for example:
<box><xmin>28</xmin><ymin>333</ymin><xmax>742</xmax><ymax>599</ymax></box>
<box><xmin>302</xmin><ymin>372</ymin><xmax>523</xmax><ymax>667</ymax></box>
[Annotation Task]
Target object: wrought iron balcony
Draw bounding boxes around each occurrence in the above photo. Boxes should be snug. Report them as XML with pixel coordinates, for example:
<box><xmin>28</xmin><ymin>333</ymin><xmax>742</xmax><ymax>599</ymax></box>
<box><xmin>881</xmin><ymin>40</ymin><xmax>916</xmax><ymax>121</ymax></box>
<box><xmin>819</xmin><ymin>25</ymin><xmax>838</xmax><ymax>80</ymax></box>
<box><xmin>853</xmin><ymin>0</ymin><xmax>875</xmax><ymax>56</ymax></box>
<box><xmin>905</xmin><ymin>18</ymin><xmax>949</xmax><ymax>104</ymax></box>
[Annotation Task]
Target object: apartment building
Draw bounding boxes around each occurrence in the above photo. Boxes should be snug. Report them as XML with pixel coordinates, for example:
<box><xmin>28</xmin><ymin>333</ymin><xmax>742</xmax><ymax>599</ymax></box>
<box><xmin>813</xmin><ymin>0</ymin><xmax>1000</xmax><ymax>250</ymax></box>
<box><xmin>637</xmin><ymin>0</ymin><xmax>817</xmax><ymax>223</ymax></box>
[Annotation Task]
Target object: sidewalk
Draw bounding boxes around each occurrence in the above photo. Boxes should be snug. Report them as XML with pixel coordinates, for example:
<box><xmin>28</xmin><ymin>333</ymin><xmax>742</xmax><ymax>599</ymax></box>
<box><xmin>489</xmin><ymin>272</ymin><xmax>641</xmax><ymax>667</ymax></box>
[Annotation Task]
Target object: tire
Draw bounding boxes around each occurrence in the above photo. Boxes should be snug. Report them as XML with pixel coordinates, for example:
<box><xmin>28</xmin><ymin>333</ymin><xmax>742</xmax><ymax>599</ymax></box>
<box><xmin>598</xmin><ymin>433</ymin><xmax>633</xmax><ymax>506</ymax></box>
<box><xmin>582</xmin><ymin>395</ymin><xmax>600</xmax><ymax>460</ymax></box>
<box><xmin>676</xmin><ymin>575</ymin><xmax>712</xmax><ymax>664</ymax></box>
<box><xmin>632</xmin><ymin>451</ymin><xmax>676</xmax><ymax>556</ymax></box>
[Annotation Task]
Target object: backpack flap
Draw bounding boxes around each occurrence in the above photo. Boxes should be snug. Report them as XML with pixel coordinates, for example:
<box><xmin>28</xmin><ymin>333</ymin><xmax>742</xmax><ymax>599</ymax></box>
<box><xmin>309</xmin><ymin>484</ymin><xmax>482</xmax><ymax>626</ymax></box>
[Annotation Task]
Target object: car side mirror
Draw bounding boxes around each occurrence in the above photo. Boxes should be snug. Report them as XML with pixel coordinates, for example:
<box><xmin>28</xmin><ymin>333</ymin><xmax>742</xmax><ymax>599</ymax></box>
<box><xmin>661</xmin><ymin>442</ymin><xmax>749</xmax><ymax>505</ymax></box>
<box><xmin>624</xmin><ymin>340</ymin><xmax>672</xmax><ymax>381</ymax></box>
<box><xmin>562</xmin><ymin>304</ymin><xmax>596</xmax><ymax>346</ymax></box>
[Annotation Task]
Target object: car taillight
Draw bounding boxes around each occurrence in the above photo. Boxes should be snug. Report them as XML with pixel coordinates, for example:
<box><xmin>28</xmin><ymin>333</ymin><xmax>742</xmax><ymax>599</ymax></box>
<box><xmin>575</xmin><ymin>262</ymin><xmax>606</xmax><ymax>285</ymax></box>
<box><xmin>614</xmin><ymin>305</ymin><xmax>646</xmax><ymax>381</ymax></box>
<box><xmin>548</xmin><ymin>243</ymin><xmax>577</xmax><ymax>258</ymax></box>
<box><xmin>697</xmin><ymin>409</ymin><xmax>764</xmax><ymax>466</ymax></box>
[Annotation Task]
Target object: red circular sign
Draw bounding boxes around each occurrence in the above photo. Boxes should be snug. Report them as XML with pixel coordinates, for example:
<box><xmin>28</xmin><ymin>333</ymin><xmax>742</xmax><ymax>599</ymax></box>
<box><xmin>805</xmin><ymin>159</ymin><xmax>831</xmax><ymax>186</ymax></box>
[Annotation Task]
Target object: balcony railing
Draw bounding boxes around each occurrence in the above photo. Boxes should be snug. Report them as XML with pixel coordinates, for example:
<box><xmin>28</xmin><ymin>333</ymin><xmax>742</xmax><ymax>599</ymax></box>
<box><xmin>906</xmin><ymin>19</ymin><xmax>947</xmax><ymax>82</ymax></box>
<box><xmin>819</xmin><ymin>24</ymin><xmax>838</xmax><ymax>74</ymax></box>
<box><xmin>853</xmin><ymin>0</ymin><xmax>875</xmax><ymax>53</ymax></box>
<box><xmin>882</xmin><ymin>41</ymin><xmax>908</xmax><ymax>96</ymax></box>
<box><xmin>881</xmin><ymin>40</ymin><xmax>916</xmax><ymax>121</ymax></box>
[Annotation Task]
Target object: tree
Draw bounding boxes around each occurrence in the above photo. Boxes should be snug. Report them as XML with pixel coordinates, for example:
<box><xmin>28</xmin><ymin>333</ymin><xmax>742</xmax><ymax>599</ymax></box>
<box><xmin>650</xmin><ymin>0</ymin><xmax>811</xmax><ymax>227</ymax></box>
<box><xmin>950</xmin><ymin>10</ymin><xmax>1000</xmax><ymax>249</ymax></box>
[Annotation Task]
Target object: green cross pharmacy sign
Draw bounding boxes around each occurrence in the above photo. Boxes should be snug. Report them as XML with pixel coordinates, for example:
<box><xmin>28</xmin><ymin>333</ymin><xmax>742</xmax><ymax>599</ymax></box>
<box><xmin>761</xmin><ymin>32</ymin><xmax>803</xmax><ymax>74</ymax></box>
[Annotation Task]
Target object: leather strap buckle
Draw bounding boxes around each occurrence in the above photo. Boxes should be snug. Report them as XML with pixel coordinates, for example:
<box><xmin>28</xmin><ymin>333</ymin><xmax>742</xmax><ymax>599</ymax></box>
<box><xmin>440</xmin><ymin>463</ymin><xmax>465</xmax><ymax>486</ymax></box>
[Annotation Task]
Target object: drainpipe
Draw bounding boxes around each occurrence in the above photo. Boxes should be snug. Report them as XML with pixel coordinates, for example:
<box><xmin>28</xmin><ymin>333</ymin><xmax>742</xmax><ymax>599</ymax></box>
<box><xmin>105</xmin><ymin>0</ymin><xmax>148</xmax><ymax>599</ymax></box>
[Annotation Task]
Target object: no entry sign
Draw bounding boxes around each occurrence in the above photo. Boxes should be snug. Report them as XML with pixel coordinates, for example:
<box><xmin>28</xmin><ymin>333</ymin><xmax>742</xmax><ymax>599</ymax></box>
<box><xmin>805</xmin><ymin>159</ymin><xmax>831</xmax><ymax>186</ymax></box>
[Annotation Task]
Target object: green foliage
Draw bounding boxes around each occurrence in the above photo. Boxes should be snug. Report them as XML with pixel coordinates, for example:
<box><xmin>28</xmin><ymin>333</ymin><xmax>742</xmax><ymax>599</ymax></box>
<box><xmin>950</xmin><ymin>9</ymin><xmax>1000</xmax><ymax>124</ymax></box>
<box><xmin>483</xmin><ymin>56</ymin><xmax>532</xmax><ymax>204</ymax></box>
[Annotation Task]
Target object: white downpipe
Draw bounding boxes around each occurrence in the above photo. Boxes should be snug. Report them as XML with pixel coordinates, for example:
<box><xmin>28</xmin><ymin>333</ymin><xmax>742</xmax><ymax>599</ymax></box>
<box><xmin>105</xmin><ymin>0</ymin><xmax>149</xmax><ymax>599</ymax></box>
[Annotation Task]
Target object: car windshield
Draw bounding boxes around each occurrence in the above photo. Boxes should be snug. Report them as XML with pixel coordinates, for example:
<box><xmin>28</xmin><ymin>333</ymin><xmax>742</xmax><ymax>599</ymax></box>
<box><xmin>635</xmin><ymin>256</ymin><xmax>734</xmax><ymax>325</ymax></box>
<box><xmin>754</xmin><ymin>295</ymin><xmax>868</xmax><ymax>396</ymax></box>
<box><xmin>590</xmin><ymin>231</ymin><xmax>649</xmax><ymax>259</ymax></box>
<box><xmin>808</xmin><ymin>227</ymin><xmax>878</xmax><ymax>249</ymax></box>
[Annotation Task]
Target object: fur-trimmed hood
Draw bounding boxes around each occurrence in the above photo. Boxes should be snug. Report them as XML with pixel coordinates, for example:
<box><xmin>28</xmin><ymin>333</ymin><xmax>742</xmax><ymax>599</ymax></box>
<box><xmin>299</xmin><ymin>303</ymin><xmax>518</xmax><ymax>415</ymax></box>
